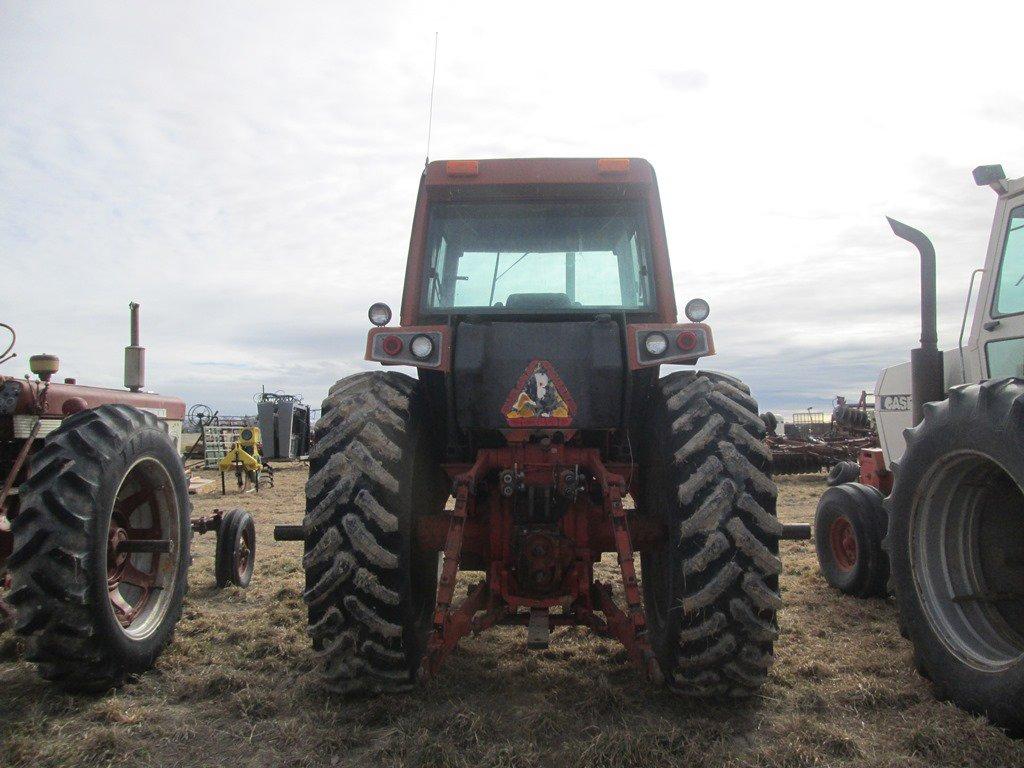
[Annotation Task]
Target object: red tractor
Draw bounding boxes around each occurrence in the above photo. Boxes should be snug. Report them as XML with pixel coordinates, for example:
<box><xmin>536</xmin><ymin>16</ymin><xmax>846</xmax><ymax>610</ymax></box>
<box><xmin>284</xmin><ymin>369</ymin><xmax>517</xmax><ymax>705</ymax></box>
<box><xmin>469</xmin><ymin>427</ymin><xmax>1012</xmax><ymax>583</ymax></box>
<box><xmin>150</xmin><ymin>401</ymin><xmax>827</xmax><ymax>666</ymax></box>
<box><xmin>0</xmin><ymin>304</ymin><xmax>255</xmax><ymax>691</ymax></box>
<box><xmin>277</xmin><ymin>158</ymin><xmax>809</xmax><ymax>696</ymax></box>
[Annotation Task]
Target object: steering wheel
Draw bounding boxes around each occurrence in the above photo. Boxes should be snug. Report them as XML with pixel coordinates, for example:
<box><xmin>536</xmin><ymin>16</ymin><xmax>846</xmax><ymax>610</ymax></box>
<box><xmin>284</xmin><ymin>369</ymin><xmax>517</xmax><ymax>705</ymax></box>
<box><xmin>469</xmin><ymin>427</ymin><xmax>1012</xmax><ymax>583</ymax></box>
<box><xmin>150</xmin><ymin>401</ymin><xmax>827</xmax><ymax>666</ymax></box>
<box><xmin>0</xmin><ymin>323</ymin><xmax>15</xmax><ymax>365</ymax></box>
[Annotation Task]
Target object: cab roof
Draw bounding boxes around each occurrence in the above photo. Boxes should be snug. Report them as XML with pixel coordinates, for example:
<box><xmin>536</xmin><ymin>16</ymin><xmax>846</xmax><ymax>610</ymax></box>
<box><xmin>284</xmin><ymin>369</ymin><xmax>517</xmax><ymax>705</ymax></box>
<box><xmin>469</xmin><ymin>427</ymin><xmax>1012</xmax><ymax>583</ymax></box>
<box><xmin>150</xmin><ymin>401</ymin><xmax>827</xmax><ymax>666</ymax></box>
<box><xmin>424</xmin><ymin>158</ymin><xmax>656</xmax><ymax>189</ymax></box>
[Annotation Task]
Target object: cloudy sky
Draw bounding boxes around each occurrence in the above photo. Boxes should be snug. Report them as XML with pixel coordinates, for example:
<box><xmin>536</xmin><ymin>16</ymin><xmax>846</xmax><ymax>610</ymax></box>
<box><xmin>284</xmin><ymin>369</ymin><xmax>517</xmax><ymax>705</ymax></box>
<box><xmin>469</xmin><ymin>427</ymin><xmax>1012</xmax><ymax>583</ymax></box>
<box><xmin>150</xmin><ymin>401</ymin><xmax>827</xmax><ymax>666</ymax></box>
<box><xmin>3</xmin><ymin>2</ymin><xmax>1023</xmax><ymax>419</ymax></box>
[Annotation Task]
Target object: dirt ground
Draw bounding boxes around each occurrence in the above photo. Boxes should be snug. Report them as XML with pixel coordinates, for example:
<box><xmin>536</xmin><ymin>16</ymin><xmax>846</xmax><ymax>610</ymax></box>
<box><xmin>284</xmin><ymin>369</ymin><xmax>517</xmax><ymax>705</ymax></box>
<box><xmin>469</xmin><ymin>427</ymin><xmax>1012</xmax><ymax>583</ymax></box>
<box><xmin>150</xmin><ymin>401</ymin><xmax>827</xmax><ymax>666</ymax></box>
<box><xmin>2</xmin><ymin>467</ymin><xmax>1022</xmax><ymax>768</ymax></box>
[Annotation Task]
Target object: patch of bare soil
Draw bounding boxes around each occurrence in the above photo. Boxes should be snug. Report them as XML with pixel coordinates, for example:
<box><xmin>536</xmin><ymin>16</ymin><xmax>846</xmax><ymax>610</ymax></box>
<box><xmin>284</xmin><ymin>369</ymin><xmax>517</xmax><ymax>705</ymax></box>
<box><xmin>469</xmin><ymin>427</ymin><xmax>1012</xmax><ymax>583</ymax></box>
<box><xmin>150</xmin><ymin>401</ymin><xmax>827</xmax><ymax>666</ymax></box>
<box><xmin>2</xmin><ymin>468</ymin><xmax>1022</xmax><ymax>767</ymax></box>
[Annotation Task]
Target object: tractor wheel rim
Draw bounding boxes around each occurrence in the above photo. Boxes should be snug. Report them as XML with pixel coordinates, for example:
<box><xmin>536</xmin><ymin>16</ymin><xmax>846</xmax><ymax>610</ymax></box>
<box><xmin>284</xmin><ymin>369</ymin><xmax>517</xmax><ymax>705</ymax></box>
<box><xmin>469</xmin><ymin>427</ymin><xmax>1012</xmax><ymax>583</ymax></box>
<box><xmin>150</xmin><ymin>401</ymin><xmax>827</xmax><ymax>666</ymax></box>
<box><xmin>105</xmin><ymin>456</ymin><xmax>181</xmax><ymax>641</ymax></box>
<box><xmin>829</xmin><ymin>516</ymin><xmax>858</xmax><ymax>571</ymax></box>
<box><xmin>235</xmin><ymin>523</ymin><xmax>254</xmax><ymax>581</ymax></box>
<box><xmin>911</xmin><ymin>451</ymin><xmax>1024</xmax><ymax>671</ymax></box>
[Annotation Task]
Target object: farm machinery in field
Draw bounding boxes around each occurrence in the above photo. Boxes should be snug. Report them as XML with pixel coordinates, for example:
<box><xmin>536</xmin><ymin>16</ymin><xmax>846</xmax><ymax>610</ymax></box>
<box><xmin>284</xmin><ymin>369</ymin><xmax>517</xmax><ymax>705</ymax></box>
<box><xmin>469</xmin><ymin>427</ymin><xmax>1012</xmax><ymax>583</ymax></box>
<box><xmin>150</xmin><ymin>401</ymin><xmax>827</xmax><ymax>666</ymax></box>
<box><xmin>217</xmin><ymin>425</ymin><xmax>274</xmax><ymax>494</ymax></box>
<box><xmin>275</xmin><ymin>157</ymin><xmax>809</xmax><ymax>697</ymax></box>
<box><xmin>814</xmin><ymin>165</ymin><xmax>1024</xmax><ymax>732</ymax></box>
<box><xmin>764</xmin><ymin>394</ymin><xmax>879</xmax><ymax>479</ymax></box>
<box><xmin>0</xmin><ymin>303</ymin><xmax>255</xmax><ymax>690</ymax></box>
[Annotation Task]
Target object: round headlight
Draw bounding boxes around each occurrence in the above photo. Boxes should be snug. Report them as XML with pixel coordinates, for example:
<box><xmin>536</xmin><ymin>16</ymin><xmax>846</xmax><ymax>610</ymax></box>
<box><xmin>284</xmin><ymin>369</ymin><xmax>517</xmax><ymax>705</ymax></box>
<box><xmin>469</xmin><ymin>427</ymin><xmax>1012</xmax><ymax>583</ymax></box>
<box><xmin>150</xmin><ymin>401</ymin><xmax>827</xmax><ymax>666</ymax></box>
<box><xmin>644</xmin><ymin>332</ymin><xmax>669</xmax><ymax>357</ymax></box>
<box><xmin>410</xmin><ymin>334</ymin><xmax>434</xmax><ymax>359</ymax></box>
<box><xmin>368</xmin><ymin>302</ymin><xmax>392</xmax><ymax>327</ymax></box>
<box><xmin>684</xmin><ymin>298</ymin><xmax>710</xmax><ymax>323</ymax></box>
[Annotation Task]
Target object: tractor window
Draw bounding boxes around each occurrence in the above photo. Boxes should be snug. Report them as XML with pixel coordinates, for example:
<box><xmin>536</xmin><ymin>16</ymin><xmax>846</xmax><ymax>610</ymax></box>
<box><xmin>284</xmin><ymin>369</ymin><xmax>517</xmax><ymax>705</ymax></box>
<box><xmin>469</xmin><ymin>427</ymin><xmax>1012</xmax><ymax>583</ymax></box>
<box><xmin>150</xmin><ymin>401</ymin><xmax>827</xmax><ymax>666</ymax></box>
<box><xmin>987</xmin><ymin>337</ymin><xmax>1024</xmax><ymax>378</ymax></box>
<box><xmin>422</xmin><ymin>201</ymin><xmax>654</xmax><ymax>313</ymax></box>
<box><xmin>993</xmin><ymin>205</ymin><xmax>1024</xmax><ymax>316</ymax></box>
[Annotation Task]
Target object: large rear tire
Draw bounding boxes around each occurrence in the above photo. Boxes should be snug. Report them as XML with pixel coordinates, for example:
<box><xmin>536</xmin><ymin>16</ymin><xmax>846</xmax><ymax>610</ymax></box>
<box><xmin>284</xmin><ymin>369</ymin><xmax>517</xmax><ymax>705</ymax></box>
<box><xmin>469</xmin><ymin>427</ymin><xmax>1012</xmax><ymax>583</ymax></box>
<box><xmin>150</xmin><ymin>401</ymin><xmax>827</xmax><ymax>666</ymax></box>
<box><xmin>639</xmin><ymin>371</ymin><xmax>782</xmax><ymax>698</ymax></box>
<box><xmin>8</xmin><ymin>405</ymin><xmax>190</xmax><ymax>691</ymax></box>
<box><xmin>887</xmin><ymin>379</ymin><xmax>1024</xmax><ymax>733</ymax></box>
<box><xmin>303</xmin><ymin>372</ymin><xmax>446</xmax><ymax>693</ymax></box>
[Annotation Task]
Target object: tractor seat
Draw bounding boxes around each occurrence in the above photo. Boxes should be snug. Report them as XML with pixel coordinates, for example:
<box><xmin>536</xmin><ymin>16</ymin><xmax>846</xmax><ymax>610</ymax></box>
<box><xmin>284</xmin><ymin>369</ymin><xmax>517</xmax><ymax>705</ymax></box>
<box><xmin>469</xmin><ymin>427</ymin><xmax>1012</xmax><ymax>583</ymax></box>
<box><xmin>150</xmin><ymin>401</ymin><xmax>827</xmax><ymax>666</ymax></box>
<box><xmin>504</xmin><ymin>292</ymin><xmax>573</xmax><ymax>309</ymax></box>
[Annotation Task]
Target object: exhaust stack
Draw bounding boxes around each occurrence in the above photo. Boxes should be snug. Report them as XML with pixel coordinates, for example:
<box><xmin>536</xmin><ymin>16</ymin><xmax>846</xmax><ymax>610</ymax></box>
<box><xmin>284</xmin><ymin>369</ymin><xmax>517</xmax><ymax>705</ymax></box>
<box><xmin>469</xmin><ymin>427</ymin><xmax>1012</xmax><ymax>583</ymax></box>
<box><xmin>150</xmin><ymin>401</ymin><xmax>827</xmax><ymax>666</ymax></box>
<box><xmin>887</xmin><ymin>217</ymin><xmax>943</xmax><ymax>426</ymax></box>
<box><xmin>125</xmin><ymin>301</ymin><xmax>145</xmax><ymax>392</ymax></box>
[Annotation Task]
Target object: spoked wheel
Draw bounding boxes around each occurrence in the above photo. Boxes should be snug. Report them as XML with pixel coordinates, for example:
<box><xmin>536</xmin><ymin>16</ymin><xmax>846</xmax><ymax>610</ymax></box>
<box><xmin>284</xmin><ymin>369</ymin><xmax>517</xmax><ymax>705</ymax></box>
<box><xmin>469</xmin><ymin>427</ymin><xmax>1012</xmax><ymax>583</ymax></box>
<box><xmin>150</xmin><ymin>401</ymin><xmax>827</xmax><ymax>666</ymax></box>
<box><xmin>9</xmin><ymin>404</ymin><xmax>190</xmax><ymax>691</ymax></box>
<box><xmin>105</xmin><ymin>457</ymin><xmax>184</xmax><ymax>637</ymax></box>
<box><xmin>215</xmin><ymin>508</ymin><xmax>256</xmax><ymax>588</ymax></box>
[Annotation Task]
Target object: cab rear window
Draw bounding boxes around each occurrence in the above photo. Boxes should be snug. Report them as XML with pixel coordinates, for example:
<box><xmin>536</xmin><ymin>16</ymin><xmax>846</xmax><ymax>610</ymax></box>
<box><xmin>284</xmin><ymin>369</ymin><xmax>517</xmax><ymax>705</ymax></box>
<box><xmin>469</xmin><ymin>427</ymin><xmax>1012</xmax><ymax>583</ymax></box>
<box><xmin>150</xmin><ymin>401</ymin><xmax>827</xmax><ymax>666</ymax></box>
<box><xmin>422</xmin><ymin>201</ymin><xmax>654</xmax><ymax>313</ymax></box>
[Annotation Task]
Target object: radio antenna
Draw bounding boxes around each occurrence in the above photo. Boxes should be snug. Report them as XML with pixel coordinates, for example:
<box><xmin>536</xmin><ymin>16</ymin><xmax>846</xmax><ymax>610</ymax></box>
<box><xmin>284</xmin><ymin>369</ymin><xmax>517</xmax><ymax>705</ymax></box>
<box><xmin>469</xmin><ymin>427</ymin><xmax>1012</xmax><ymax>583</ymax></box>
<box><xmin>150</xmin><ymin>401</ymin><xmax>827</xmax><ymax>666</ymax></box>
<box><xmin>425</xmin><ymin>32</ymin><xmax>439</xmax><ymax>167</ymax></box>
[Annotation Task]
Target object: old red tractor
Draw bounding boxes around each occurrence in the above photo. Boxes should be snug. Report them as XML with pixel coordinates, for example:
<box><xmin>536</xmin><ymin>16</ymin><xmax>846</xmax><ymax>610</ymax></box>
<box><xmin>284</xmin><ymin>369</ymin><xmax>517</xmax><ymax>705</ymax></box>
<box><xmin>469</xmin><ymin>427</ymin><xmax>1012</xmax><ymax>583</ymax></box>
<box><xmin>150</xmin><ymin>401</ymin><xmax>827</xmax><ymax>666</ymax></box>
<box><xmin>276</xmin><ymin>158</ymin><xmax>809</xmax><ymax>696</ymax></box>
<box><xmin>0</xmin><ymin>304</ymin><xmax>255</xmax><ymax>691</ymax></box>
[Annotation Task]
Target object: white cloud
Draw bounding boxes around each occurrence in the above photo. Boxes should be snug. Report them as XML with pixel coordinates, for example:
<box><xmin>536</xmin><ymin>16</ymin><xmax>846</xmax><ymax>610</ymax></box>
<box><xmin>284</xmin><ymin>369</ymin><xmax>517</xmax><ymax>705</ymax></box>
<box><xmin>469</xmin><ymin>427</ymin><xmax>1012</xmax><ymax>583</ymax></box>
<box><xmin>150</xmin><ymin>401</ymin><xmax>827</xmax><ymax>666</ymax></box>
<box><xmin>2</xmin><ymin>1</ymin><xmax>1023</xmax><ymax>418</ymax></box>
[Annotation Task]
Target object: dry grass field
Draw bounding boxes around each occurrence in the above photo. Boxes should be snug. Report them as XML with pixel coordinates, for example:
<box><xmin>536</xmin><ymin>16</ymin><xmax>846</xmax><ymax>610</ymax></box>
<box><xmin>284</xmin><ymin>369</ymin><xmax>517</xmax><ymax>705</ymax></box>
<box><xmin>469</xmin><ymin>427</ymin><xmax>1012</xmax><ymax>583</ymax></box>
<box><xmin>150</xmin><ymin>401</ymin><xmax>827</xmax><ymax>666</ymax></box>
<box><xmin>2</xmin><ymin>466</ymin><xmax>1022</xmax><ymax>768</ymax></box>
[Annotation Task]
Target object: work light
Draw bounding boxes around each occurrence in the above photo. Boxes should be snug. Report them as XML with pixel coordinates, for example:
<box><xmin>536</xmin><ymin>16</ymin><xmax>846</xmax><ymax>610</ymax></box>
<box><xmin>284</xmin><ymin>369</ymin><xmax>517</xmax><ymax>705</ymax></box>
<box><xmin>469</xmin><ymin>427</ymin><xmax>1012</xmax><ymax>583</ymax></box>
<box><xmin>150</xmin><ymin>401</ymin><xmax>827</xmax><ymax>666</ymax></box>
<box><xmin>368</xmin><ymin>303</ymin><xmax>392</xmax><ymax>327</ymax></box>
<box><xmin>684</xmin><ymin>298</ymin><xmax>710</xmax><ymax>323</ymax></box>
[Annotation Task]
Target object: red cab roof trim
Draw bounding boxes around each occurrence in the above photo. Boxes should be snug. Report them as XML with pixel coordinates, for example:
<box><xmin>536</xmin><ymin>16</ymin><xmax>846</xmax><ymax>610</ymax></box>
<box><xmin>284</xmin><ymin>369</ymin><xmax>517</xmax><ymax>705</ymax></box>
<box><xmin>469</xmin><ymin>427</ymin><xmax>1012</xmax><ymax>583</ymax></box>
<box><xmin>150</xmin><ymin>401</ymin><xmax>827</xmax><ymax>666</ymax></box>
<box><xmin>425</xmin><ymin>157</ymin><xmax>655</xmax><ymax>188</ymax></box>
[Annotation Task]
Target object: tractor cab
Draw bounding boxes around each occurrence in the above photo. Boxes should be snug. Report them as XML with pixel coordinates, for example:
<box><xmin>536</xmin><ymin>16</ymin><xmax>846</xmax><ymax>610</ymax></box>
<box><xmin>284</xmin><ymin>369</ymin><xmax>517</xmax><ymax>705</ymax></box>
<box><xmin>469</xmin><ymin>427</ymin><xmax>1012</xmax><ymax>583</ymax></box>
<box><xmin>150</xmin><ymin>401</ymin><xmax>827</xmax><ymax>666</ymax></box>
<box><xmin>364</xmin><ymin>158</ymin><xmax>714</xmax><ymax>453</ymax></box>
<box><xmin>875</xmin><ymin>165</ymin><xmax>1024</xmax><ymax>465</ymax></box>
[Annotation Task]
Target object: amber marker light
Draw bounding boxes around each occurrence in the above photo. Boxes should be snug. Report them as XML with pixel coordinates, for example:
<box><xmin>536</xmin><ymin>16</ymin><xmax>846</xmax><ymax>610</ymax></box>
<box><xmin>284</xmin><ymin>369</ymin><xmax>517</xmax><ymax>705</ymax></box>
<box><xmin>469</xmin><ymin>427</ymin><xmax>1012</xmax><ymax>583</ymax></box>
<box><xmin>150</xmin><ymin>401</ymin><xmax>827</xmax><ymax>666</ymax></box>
<box><xmin>446</xmin><ymin>160</ymin><xmax>479</xmax><ymax>176</ymax></box>
<box><xmin>597</xmin><ymin>158</ymin><xmax>630</xmax><ymax>173</ymax></box>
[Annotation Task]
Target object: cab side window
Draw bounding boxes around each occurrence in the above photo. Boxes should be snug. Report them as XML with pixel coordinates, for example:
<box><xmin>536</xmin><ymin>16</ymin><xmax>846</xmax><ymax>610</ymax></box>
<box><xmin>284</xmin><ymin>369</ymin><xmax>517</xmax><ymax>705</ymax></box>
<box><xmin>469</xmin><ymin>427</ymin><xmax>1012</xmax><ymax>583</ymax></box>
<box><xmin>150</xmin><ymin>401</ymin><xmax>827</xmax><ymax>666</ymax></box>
<box><xmin>993</xmin><ymin>205</ymin><xmax>1024</xmax><ymax>316</ymax></box>
<box><xmin>987</xmin><ymin>337</ymin><xmax>1024</xmax><ymax>378</ymax></box>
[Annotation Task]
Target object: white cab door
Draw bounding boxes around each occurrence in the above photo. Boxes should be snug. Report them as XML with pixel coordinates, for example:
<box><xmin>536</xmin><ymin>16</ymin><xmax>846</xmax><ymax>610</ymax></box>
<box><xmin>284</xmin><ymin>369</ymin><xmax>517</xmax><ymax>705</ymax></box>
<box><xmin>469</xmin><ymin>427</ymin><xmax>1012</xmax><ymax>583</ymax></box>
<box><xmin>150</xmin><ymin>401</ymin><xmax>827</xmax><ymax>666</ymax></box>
<box><xmin>967</xmin><ymin>186</ymin><xmax>1024</xmax><ymax>380</ymax></box>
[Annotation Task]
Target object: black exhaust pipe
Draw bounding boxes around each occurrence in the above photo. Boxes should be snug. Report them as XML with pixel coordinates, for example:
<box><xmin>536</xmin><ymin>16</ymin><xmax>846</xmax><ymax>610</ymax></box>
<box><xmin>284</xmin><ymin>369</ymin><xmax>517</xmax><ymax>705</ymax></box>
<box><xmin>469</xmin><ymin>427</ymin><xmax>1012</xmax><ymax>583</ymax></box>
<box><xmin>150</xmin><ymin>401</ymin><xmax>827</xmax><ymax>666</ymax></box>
<box><xmin>887</xmin><ymin>217</ymin><xmax>944</xmax><ymax>426</ymax></box>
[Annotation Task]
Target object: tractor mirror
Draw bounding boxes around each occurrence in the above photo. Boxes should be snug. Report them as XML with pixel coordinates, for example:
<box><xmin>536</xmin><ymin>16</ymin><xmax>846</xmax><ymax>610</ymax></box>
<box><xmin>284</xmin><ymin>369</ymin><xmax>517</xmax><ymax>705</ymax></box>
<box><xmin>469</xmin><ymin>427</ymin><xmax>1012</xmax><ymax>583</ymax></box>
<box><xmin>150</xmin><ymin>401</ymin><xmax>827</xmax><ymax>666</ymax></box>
<box><xmin>973</xmin><ymin>165</ymin><xmax>1006</xmax><ymax>190</ymax></box>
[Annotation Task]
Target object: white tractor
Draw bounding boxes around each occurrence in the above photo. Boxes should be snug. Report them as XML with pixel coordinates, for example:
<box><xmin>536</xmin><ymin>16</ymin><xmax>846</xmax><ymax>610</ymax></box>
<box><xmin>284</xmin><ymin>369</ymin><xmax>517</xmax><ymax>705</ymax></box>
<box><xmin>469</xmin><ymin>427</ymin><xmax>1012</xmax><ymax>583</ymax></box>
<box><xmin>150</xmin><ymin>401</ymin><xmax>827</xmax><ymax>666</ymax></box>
<box><xmin>814</xmin><ymin>164</ymin><xmax>1024</xmax><ymax>732</ymax></box>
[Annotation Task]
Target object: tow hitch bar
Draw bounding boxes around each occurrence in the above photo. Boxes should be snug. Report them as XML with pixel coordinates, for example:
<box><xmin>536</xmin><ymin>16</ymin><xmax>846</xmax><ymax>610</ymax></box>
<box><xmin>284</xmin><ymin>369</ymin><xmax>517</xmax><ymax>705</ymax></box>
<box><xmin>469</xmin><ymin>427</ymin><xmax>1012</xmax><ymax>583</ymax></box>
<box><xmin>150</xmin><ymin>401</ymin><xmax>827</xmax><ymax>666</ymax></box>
<box><xmin>274</xmin><ymin>525</ymin><xmax>305</xmax><ymax>541</ymax></box>
<box><xmin>780</xmin><ymin>524</ymin><xmax>811</xmax><ymax>540</ymax></box>
<box><xmin>270</xmin><ymin>523</ymin><xmax>811</xmax><ymax>544</ymax></box>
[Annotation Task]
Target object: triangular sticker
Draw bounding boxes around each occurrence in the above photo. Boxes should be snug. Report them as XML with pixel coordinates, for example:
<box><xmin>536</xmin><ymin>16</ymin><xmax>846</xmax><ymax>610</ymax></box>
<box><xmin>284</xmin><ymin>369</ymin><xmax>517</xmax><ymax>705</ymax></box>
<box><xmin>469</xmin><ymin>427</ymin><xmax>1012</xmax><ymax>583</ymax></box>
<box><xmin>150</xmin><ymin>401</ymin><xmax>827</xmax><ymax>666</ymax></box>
<box><xmin>502</xmin><ymin>359</ymin><xmax>577</xmax><ymax>428</ymax></box>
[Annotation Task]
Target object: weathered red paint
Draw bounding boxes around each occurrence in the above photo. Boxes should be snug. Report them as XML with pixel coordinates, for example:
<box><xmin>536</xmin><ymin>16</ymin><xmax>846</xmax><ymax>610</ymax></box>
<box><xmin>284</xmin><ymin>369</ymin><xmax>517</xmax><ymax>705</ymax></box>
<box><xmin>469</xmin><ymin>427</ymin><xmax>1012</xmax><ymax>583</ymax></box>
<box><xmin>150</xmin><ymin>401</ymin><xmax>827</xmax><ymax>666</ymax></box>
<box><xmin>418</xmin><ymin>442</ymin><xmax>664</xmax><ymax>681</ymax></box>
<box><xmin>0</xmin><ymin>375</ymin><xmax>185</xmax><ymax>421</ymax></box>
<box><xmin>829</xmin><ymin>515</ymin><xmax>858</xmax><ymax>571</ymax></box>
<box><xmin>414</xmin><ymin>502</ymin><xmax>665</xmax><ymax>556</ymax></box>
<box><xmin>1</xmin><ymin>375</ymin><xmax>186</xmax><ymax>573</ymax></box>
<box><xmin>399</xmin><ymin>158</ymin><xmax>679</xmax><ymax>326</ymax></box>
<box><xmin>858</xmin><ymin>448</ymin><xmax>893</xmax><ymax>495</ymax></box>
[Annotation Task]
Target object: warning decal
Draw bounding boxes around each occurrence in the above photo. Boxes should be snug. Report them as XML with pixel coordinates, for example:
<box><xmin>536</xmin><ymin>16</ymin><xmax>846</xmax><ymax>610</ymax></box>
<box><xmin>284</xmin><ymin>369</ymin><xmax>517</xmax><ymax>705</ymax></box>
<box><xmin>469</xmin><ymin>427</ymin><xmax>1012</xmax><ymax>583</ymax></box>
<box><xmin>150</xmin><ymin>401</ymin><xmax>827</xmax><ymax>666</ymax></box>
<box><xmin>502</xmin><ymin>359</ymin><xmax>576</xmax><ymax>428</ymax></box>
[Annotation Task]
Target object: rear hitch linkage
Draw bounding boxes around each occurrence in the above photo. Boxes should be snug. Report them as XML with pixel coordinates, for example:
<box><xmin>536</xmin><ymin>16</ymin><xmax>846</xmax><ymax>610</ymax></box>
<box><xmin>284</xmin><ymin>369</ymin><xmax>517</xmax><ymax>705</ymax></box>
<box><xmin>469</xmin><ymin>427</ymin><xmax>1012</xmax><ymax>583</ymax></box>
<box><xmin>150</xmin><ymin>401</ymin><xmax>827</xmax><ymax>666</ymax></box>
<box><xmin>418</xmin><ymin>448</ymin><xmax>664</xmax><ymax>686</ymax></box>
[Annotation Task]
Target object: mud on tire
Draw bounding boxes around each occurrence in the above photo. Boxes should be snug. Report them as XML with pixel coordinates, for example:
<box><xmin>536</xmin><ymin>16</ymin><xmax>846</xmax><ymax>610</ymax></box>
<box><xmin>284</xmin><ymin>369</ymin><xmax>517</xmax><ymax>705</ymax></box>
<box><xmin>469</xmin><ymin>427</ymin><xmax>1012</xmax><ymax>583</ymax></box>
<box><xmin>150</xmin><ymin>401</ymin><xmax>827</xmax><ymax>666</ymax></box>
<box><xmin>8</xmin><ymin>404</ymin><xmax>190</xmax><ymax>691</ymax></box>
<box><xmin>639</xmin><ymin>371</ymin><xmax>781</xmax><ymax>698</ymax></box>
<box><xmin>303</xmin><ymin>372</ymin><xmax>446</xmax><ymax>693</ymax></box>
